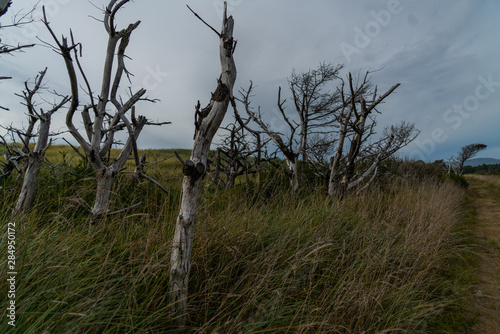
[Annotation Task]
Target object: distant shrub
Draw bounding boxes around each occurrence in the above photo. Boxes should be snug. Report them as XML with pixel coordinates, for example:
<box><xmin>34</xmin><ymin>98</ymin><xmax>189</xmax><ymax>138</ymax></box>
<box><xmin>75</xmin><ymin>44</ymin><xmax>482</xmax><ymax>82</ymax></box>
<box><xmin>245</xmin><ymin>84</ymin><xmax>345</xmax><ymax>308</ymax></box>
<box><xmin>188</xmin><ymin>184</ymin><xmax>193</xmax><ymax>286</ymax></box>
<box><xmin>445</xmin><ymin>173</ymin><xmax>469</xmax><ymax>188</ymax></box>
<box><xmin>379</xmin><ymin>158</ymin><xmax>445</xmax><ymax>184</ymax></box>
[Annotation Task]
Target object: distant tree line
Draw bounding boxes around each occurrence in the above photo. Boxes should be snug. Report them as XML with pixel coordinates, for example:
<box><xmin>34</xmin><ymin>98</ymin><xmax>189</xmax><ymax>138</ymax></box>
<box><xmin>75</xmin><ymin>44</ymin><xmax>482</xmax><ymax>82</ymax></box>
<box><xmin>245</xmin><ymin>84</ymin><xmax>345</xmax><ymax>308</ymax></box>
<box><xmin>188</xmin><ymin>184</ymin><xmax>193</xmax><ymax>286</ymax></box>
<box><xmin>463</xmin><ymin>163</ymin><xmax>500</xmax><ymax>175</ymax></box>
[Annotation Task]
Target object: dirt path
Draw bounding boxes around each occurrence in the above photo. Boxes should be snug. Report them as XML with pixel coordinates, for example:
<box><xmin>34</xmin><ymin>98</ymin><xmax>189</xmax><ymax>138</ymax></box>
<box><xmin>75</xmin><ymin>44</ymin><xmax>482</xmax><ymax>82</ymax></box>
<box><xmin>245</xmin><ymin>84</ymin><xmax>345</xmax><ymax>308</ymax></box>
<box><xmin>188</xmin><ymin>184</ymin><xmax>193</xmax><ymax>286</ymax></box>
<box><xmin>466</xmin><ymin>175</ymin><xmax>500</xmax><ymax>334</ymax></box>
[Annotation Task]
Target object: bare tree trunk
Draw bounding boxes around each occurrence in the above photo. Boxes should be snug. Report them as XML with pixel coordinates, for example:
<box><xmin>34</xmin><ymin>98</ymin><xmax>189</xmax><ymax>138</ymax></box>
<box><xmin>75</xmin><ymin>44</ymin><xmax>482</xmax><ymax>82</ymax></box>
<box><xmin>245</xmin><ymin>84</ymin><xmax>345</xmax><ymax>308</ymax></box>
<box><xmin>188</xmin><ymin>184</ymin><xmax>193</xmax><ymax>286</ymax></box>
<box><xmin>338</xmin><ymin>109</ymin><xmax>368</xmax><ymax>198</ymax></box>
<box><xmin>226</xmin><ymin>170</ymin><xmax>236</xmax><ymax>188</ymax></box>
<box><xmin>328</xmin><ymin>106</ymin><xmax>353</xmax><ymax>196</ymax></box>
<box><xmin>12</xmin><ymin>68</ymin><xmax>68</xmax><ymax>214</ymax></box>
<box><xmin>91</xmin><ymin>119</ymin><xmax>146</xmax><ymax>221</ymax></box>
<box><xmin>169</xmin><ymin>3</ymin><xmax>236</xmax><ymax>326</ymax></box>
<box><xmin>91</xmin><ymin>169</ymin><xmax>115</xmax><ymax>218</ymax></box>
<box><xmin>13</xmin><ymin>119</ymin><xmax>51</xmax><ymax>213</ymax></box>
<box><xmin>286</xmin><ymin>158</ymin><xmax>299</xmax><ymax>191</ymax></box>
<box><xmin>301</xmin><ymin>120</ymin><xmax>307</xmax><ymax>181</ymax></box>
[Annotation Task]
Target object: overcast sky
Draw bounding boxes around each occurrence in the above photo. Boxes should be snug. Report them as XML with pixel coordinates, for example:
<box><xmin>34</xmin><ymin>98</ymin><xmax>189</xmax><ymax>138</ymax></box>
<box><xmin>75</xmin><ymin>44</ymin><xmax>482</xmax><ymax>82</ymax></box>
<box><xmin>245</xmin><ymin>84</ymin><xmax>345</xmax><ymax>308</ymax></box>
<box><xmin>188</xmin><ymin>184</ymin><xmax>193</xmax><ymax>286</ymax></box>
<box><xmin>1</xmin><ymin>0</ymin><xmax>499</xmax><ymax>162</ymax></box>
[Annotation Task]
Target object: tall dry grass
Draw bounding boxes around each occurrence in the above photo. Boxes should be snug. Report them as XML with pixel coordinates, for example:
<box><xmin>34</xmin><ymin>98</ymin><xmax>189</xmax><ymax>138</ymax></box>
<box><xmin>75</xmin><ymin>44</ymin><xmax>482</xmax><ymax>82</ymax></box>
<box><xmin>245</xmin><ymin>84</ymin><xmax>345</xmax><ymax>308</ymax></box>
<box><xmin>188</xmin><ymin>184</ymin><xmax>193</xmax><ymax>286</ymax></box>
<box><xmin>0</xmin><ymin>153</ymin><xmax>476</xmax><ymax>333</ymax></box>
<box><xmin>466</xmin><ymin>174</ymin><xmax>500</xmax><ymax>188</ymax></box>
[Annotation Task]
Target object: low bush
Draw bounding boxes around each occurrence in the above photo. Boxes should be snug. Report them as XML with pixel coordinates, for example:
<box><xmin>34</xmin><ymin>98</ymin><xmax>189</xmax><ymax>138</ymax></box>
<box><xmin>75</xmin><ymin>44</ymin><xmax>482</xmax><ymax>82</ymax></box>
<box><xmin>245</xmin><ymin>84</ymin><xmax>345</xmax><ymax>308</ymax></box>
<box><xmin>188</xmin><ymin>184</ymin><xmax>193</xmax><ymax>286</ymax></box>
<box><xmin>445</xmin><ymin>173</ymin><xmax>469</xmax><ymax>188</ymax></box>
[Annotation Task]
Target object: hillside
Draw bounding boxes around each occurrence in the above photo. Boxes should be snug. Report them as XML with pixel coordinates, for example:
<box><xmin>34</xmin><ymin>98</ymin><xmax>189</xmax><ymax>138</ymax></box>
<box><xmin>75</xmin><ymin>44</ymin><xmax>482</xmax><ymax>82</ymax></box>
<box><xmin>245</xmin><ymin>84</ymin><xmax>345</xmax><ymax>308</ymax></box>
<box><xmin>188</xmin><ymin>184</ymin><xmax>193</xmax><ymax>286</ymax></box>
<box><xmin>464</xmin><ymin>158</ymin><xmax>500</xmax><ymax>167</ymax></box>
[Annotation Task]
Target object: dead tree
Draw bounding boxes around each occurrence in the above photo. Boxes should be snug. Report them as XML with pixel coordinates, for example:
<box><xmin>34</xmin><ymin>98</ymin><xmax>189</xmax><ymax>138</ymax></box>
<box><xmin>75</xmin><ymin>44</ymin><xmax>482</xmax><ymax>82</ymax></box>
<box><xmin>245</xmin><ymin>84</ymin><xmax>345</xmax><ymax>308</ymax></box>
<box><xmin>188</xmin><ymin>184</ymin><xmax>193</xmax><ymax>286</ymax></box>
<box><xmin>288</xmin><ymin>63</ymin><xmax>343</xmax><ymax>179</ymax></box>
<box><xmin>11</xmin><ymin>68</ymin><xmax>69</xmax><ymax>213</ymax></box>
<box><xmin>306</xmin><ymin>133</ymin><xmax>337</xmax><ymax>187</ymax></box>
<box><xmin>41</xmin><ymin>1</ymin><xmax>166</xmax><ymax>221</ymax></box>
<box><xmin>346</xmin><ymin>122</ymin><xmax>419</xmax><ymax>193</ymax></box>
<box><xmin>231</xmin><ymin>100</ymin><xmax>272</xmax><ymax>186</ymax></box>
<box><xmin>209</xmin><ymin>121</ymin><xmax>265</xmax><ymax>188</ymax></box>
<box><xmin>0</xmin><ymin>131</ymin><xmax>25</xmax><ymax>183</ymax></box>
<box><xmin>328</xmin><ymin>72</ymin><xmax>400</xmax><ymax>198</ymax></box>
<box><xmin>450</xmin><ymin>143</ymin><xmax>487</xmax><ymax>175</ymax></box>
<box><xmin>169</xmin><ymin>2</ymin><xmax>237</xmax><ymax>325</ymax></box>
<box><xmin>239</xmin><ymin>81</ymin><xmax>302</xmax><ymax>191</ymax></box>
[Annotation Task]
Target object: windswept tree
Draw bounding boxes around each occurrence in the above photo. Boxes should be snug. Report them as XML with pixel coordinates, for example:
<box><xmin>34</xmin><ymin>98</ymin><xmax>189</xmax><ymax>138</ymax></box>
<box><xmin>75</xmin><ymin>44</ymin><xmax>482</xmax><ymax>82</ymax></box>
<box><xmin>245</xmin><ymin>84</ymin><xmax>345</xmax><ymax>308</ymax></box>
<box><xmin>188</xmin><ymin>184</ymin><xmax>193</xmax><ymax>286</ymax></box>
<box><xmin>451</xmin><ymin>143</ymin><xmax>487</xmax><ymax>175</ymax></box>
<box><xmin>41</xmin><ymin>1</ymin><xmax>168</xmax><ymax>221</ymax></box>
<box><xmin>169</xmin><ymin>3</ymin><xmax>237</xmax><ymax>326</ymax></box>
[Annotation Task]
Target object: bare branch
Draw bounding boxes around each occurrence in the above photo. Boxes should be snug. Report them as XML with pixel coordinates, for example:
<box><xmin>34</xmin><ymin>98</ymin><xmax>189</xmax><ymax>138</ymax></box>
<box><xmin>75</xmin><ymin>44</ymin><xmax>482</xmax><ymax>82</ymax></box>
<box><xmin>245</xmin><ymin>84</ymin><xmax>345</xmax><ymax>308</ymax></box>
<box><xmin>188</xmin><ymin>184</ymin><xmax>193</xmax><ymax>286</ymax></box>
<box><xmin>186</xmin><ymin>4</ymin><xmax>221</xmax><ymax>37</ymax></box>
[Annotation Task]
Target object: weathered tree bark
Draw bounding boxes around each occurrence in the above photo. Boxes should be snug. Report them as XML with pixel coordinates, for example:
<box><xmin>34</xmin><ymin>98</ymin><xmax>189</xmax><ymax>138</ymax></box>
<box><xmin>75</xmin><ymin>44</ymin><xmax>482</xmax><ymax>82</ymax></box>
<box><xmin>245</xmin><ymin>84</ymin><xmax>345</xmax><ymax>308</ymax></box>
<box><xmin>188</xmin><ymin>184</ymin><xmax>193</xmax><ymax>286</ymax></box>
<box><xmin>169</xmin><ymin>3</ymin><xmax>236</xmax><ymax>326</ymax></box>
<box><xmin>328</xmin><ymin>73</ymin><xmax>360</xmax><ymax>196</ymax></box>
<box><xmin>338</xmin><ymin>101</ymin><xmax>370</xmax><ymax>197</ymax></box>
<box><xmin>12</xmin><ymin>68</ymin><xmax>69</xmax><ymax>215</ymax></box>
<box><xmin>91</xmin><ymin>169</ymin><xmax>115</xmax><ymax>218</ymax></box>
<box><xmin>286</xmin><ymin>158</ymin><xmax>299</xmax><ymax>191</ymax></box>
<box><xmin>90</xmin><ymin>117</ymin><xmax>146</xmax><ymax>219</ymax></box>
<box><xmin>14</xmin><ymin>119</ymin><xmax>50</xmax><ymax>213</ymax></box>
<box><xmin>328</xmin><ymin>106</ymin><xmax>353</xmax><ymax>196</ymax></box>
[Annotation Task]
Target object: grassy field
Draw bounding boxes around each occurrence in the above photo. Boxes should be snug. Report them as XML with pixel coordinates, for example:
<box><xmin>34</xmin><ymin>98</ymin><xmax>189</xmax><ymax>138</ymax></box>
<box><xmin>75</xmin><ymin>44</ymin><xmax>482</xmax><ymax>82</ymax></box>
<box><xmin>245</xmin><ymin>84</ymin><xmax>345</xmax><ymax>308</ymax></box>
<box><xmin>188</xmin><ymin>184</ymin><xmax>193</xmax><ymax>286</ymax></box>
<box><xmin>0</xmin><ymin>146</ymin><xmax>479</xmax><ymax>333</ymax></box>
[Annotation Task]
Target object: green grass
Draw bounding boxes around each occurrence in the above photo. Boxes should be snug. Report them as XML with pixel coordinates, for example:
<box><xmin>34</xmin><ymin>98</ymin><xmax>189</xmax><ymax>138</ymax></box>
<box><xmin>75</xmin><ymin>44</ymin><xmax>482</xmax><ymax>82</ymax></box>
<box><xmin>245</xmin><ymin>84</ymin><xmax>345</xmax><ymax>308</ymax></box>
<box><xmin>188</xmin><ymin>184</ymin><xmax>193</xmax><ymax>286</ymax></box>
<box><xmin>0</xmin><ymin>148</ymin><xmax>478</xmax><ymax>333</ymax></box>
